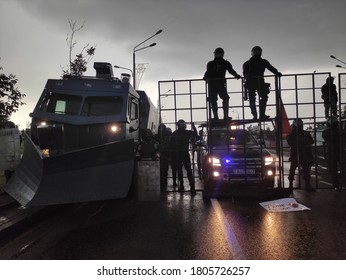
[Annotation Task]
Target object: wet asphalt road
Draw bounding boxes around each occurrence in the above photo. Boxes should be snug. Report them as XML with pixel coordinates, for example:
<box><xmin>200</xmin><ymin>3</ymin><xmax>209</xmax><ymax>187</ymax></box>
<box><xmin>31</xmin><ymin>188</ymin><xmax>346</xmax><ymax>260</ymax></box>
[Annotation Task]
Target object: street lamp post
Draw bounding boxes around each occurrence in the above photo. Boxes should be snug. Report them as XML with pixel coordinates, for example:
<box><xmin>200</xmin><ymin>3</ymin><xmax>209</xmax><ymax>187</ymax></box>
<box><xmin>133</xmin><ymin>29</ymin><xmax>162</xmax><ymax>90</ymax></box>
<box><xmin>330</xmin><ymin>55</ymin><xmax>346</xmax><ymax>65</ymax></box>
<box><xmin>114</xmin><ymin>65</ymin><xmax>133</xmax><ymax>76</ymax></box>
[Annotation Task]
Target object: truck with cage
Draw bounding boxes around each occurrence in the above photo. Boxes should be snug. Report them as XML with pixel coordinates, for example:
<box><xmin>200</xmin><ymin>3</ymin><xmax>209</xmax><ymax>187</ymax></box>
<box><xmin>200</xmin><ymin>120</ymin><xmax>278</xmax><ymax>198</ymax></box>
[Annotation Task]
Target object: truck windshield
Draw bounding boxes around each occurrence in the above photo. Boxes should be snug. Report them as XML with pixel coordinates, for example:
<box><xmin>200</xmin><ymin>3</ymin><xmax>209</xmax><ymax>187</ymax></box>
<box><xmin>40</xmin><ymin>92</ymin><xmax>82</xmax><ymax>115</ymax></box>
<box><xmin>209</xmin><ymin>130</ymin><xmax>258</xmax><ymax>146</ymax></box>
<box><xmin>81</xmin><ymin>96</ymin><xmax>123</xmax><ymax>116</ymax></box>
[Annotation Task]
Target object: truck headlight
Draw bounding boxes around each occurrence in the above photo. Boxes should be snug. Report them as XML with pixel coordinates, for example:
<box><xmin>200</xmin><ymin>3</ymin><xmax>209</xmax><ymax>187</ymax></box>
<box><xmin>209</xmin><ymin>157</ymin><xmax>221</xmax><ymax>167</ymax></box>
<box><xmin>110</xmin><ymin>124</ymin><xmax>119</xmax><ymax>133</ymax></box>
<box><xmin>264</xmin><ymin>156</ymin><xmax>274</xmax><ymax>165</ymax></box>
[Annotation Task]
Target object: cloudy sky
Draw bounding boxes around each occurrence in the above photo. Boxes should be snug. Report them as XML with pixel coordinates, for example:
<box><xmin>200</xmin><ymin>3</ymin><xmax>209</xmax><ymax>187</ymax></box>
<box><xmin>1</xmin><ymin>0</ymin><xmax>345</xmax><ymax>128</ymax></box>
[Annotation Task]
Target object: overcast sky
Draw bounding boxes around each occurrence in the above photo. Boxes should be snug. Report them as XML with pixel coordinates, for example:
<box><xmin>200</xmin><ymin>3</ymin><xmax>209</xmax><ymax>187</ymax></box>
<box><xmin>1</xmin><ymin>0</ymin><xmax>345</xmax><ymax>128</ymax></box>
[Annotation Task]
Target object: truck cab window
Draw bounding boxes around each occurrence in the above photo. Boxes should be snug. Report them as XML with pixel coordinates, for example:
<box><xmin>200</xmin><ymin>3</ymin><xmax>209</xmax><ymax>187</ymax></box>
<box><xmin>40</xmin><ymin>92</ymin><xmax>82</xmax><ymax>115</ymax></box>
<box><xmin>130</xmin><ymin>98</ymin><xmax>139</xmax><ymax>120</ymax></box>
<box><xmin>81</xmin><ymin>96</ymin><xmax>123</xmax><ymax>116</ymax></box>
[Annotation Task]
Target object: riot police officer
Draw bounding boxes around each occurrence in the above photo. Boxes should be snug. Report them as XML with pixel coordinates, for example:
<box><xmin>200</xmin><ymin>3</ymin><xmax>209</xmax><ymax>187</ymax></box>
<box><xmin>203</xmin><ymin>48</ymin><xmax>241</xmax><ymax>121</ymax></box>
<box><xmin>243</xmin><ymin>46</ymin><xmax>282</xmax><ymax>120</ymax></box>
<box><xmin>171</xmin><ymin>119</ymin><xmax>197</xmax><ymax>193</ymax></box>
<box><xmin>287</xmin><ymin>118</ymin><xmax>315</xmax><ymax>191</ymax></box>
<box><xmin>321</xmin><ymin>77</ymin><xmax>338</xmax><ymax>119</ymax></box>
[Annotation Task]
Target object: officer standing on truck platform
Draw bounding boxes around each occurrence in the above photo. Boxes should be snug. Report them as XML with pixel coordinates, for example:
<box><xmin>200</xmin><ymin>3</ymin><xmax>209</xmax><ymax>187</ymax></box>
<box><xmin>203</xmin><ymin>48</ymin><xmax>241</xmax><ymax>121</ymax></box>
<box><xmin>321</xmin><ymin>76</ymin><xmax>338</xmax><ymax>119</ymax></box>
<box><xmin>171</xmin><ymin>119</ymin><xmax>197</xmax><ymax>194</ymax></box>
<box><xmin>243</xmin><ymin>46</ymin><xmax>282</xmax><ymax>121</ymax></box>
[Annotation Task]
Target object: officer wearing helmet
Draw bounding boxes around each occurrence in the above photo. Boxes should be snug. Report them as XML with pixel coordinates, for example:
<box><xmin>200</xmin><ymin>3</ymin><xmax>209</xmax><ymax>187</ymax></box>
<box><xmin>155</xmin><ymin>124</ymin><xmax>176</xmax><ymax>189</ymax></box>
<box><xmin>243</xmin><ymin>46</ymin><xmax>282</xmax><ymax>120</ymax></box>
<box><xmin>322</xmin><ymin>117</ymin><xmax>341</xmax><ymax>190</ymax></box>
<box><xmin>171</xmin><ymin>119</ymin><xmax>197</xmax><ymax>193</ymax></box>
<box><xmin>321</xmin><ymin>76</ymin><xmax>338</xmax><ymax>119</ymax></box>
<box><xmin>286</xmin><ymin>118</ymin><xmax>315</xmax><ymax>191</ymax></box>
<box><xmin>203</xmin><ymin>48</ymin><xmax>241</xmax><ymax>121</ymax></box>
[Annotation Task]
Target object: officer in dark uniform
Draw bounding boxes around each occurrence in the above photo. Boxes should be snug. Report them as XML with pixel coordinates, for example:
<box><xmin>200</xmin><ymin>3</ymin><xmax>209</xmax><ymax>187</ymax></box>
<box><xmin>287</xmin><ymin>118</ymin><xmax>315</xmax><ymax>191</ymax></box>
<box><xmin>203</xmin><ymin>48</ymin><xmax>241</xmax><ymax>121</ymax></box>
<box><xmin>321</xmin><ymin>77</ymin><xmax>338</xmax><ymax>119</ymax></box>
<box><xmin>171</xmin><ymin>119</ymin><xmax>197</xmax><ymax>193</ymax></box>
<box><xmin>322</xmin><ymin>117</ymin><xmax>340</xmax><ymax>191</ymax></box>
<box><xmin>243</xmin><ymin>46</ymin><xmax>282</xmax><ymax>120</ymax></box>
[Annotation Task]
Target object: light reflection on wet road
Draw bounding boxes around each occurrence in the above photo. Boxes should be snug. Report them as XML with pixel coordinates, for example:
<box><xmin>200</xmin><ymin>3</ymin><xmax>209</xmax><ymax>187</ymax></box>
<box><xmin>35</xmin><ymin>189</ymin><xmax>346</xmax><ymax>260</ymax></box>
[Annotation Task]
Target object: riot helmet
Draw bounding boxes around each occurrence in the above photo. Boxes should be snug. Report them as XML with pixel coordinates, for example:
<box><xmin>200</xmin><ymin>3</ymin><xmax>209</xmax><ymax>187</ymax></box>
<box><xmin>251</xmin><ymin>46</ymin><xmax>262</xmax><ymax>56</ymax></box>
<box><xmin>158</xmin><ymin>123</ymin><xmax>167</xmax><ymax>134</ymax></box>
<box><xmin>177</xmin><ymin>119</ymin><xmax>187</xmax><ymax>129</ymax></box>
<box><xmin>214</xmin><ymin>47</ymin><xmax>224</xmax><ymax>54</ymax></box>
<box><xmin>326</xmin><ymin>76</ymin><xmax>335</xmax><ymax>84</ymax></box>
<box><xmin>214</xmin><ymin>47</ymin><xmax>224</xmax><ymax>58</ymax></box>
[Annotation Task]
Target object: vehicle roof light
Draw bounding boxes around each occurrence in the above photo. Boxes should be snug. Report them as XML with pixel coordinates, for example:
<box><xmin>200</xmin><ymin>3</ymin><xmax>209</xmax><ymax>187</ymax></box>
<box><xmin>94</xmin><ymin>62</ymin><xmax>114</xmax><ymax>79</ymax></box>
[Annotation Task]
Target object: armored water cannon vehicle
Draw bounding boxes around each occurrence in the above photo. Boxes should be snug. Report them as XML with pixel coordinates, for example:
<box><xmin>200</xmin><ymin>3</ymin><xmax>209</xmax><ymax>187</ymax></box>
<box><xmin>5</xmin><ymin>62</ymin><xmax>159</xmax><ymax>206</ymax></box>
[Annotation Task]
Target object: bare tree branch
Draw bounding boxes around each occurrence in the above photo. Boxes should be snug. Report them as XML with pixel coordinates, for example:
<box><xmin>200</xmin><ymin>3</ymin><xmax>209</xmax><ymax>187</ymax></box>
<box><xmin>62</xmin><ymin>20</ymin><xmax>96</xmax><ymax>77</ymax></box>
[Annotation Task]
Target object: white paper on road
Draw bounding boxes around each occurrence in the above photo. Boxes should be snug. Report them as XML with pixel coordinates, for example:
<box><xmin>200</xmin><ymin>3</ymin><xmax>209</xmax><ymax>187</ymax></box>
<box><xmin>260</xmin><ymin>198</ymin><xmax>310</xmax><ymax>212</ymax></box>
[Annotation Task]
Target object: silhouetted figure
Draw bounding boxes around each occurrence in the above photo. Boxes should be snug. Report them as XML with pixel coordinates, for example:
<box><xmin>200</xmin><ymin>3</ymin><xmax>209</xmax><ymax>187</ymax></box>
<box><xmin>287</xmin><ymin>118</ymin><xmax>314</xmax><ymax>191</ymax></box>
<box><xmin>243</xmin><ymin>46</ymin><xmax>282</xmax><ymax>120</ymax></box>
<box><xmin>322</xmin><ymin>117</ymin><xmax>340</xmax><ymax>191</ymax></box>
<box><xmin>321</xmin><ymin>77</ymin><xmax>338</xmax><ymax>119</ymax></box>
<box><xmin>203</xmin><ymin>48</ymin><xmax>241</xmax><ymax>120</ymax></box>
<box><xmin>139</xmin><ymin>129</ymin><xmax>158</xmax><ymax>160</ymax></box>
<box><xmin>156</xmin><ymin>124</ymin><xmax>177</xmax><ymax>189</ymax></box>
<box><xmin>171</xmin><ymin>119</ymin><xmax>197</xmax><ymax>193</ymax></box>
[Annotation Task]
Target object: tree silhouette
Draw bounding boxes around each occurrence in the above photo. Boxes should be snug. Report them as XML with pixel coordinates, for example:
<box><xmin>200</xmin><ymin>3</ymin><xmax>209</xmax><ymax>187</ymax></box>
<box><xmin>0</xmin><ymin>61</ymin><xmax>25</xmax><ymax>123</ymax></box>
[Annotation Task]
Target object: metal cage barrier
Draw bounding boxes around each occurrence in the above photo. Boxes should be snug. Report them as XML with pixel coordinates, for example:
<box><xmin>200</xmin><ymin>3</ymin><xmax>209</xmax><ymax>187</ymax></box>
<box><xmin>158</xmin><ymin>72</ymin><xmax>345</xmax><ymax>192</ymax></box>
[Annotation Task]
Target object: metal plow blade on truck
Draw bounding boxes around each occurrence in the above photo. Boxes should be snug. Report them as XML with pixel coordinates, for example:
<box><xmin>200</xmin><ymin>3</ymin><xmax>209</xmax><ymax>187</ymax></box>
<box><xmin>5</xmin><ymin>131</ymin><xmax>135</xmax><ymax>206</ymax></box>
